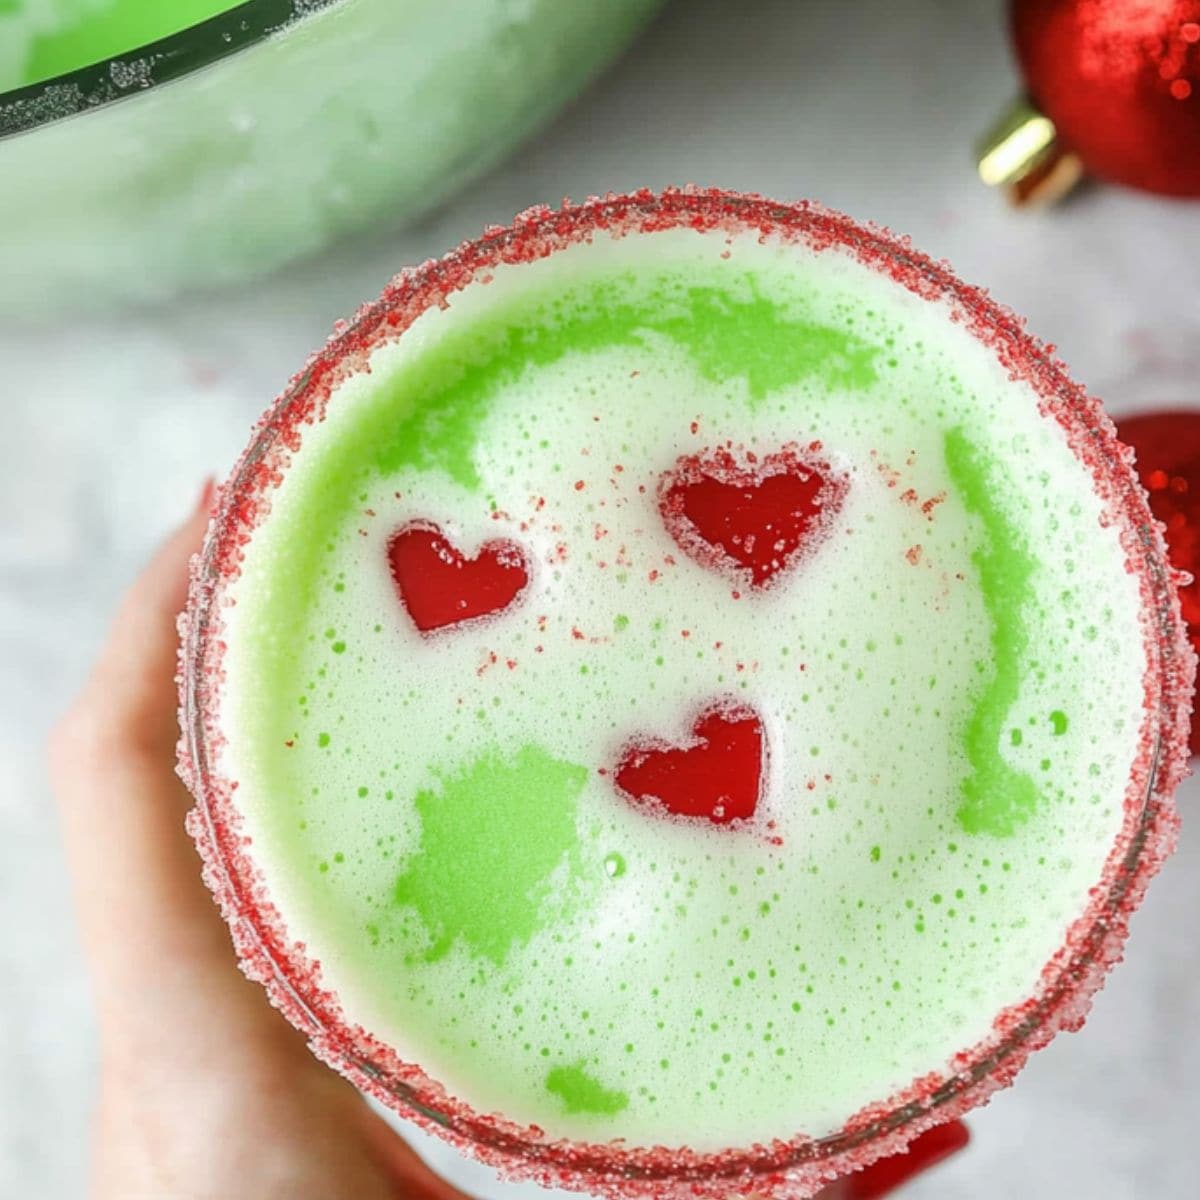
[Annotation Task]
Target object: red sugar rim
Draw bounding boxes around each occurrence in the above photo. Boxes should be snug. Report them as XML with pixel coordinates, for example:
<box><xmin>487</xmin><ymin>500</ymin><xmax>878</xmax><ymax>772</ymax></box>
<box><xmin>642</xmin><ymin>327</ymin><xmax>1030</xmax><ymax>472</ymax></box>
<box><xmin>178</xmin><ymin>187</ymin><xmax>1194</xmax><ymax>1199</ymax></box>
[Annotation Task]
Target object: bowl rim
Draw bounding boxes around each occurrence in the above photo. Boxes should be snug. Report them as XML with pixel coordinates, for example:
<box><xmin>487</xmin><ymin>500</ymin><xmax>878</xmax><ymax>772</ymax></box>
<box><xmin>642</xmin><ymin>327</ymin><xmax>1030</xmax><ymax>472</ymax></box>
<box><xmin>0</xmin><ymin>0</ymin><xmax>342</xmax><ymax>141</ymax></box>
<box><xmin>178</xmin><ymin>186</ymin><xmax>1194</xmax><ymax>1200</ymax></box>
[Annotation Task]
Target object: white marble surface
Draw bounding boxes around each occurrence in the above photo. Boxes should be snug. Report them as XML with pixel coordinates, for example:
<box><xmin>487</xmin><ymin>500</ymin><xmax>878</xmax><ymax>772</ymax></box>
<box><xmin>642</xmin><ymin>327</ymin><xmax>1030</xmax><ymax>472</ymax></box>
<box><xmin>2</xmin><ymin>0</ymin><xmax>1198</xmax><ymax>1196</ymax></box>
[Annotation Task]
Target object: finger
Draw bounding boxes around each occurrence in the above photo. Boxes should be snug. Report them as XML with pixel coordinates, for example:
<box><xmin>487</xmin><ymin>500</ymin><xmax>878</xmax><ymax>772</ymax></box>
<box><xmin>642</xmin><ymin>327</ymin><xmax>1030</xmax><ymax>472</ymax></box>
<box><xmin>49</xmin><ymin>480</ymin><xmax>295</xmax><ymax>1049</ymax></box>
<box><xmin>91</xmin><ymin>477</ymin><xmax>215</xmax><ymax>757</ymax></box>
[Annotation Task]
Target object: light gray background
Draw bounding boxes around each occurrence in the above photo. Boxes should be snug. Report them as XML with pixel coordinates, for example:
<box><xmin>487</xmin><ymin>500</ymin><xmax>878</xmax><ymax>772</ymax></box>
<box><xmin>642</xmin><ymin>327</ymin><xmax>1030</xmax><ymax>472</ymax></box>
<box><xmin>2</xmin><ymin>1</ymin><xmax>1198</xmax><ymax>1196</ymax></box>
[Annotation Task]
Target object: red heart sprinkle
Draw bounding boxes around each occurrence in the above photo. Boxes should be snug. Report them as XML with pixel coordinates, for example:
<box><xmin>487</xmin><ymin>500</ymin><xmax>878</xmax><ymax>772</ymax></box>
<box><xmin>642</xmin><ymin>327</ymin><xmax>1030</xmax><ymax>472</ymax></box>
<box><xmin>388</xmin><ymin>523</ymin><xmax>529</xmax><ymax>633</ymax></box>
<box><xmin>614</xmin><ymin>702</ymin><xmax>766</xmax><ymax>825</ymax></box>
<box><xmin>660</xmin><ymin>444</ymin><xmax>847</xmax><ymax>588</ymax></box>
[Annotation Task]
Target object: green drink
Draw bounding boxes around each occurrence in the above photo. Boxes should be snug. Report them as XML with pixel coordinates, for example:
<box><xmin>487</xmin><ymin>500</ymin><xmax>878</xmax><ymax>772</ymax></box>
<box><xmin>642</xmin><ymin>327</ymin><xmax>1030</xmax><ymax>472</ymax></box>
<box><xmin>181</xmin><ymin>190</ymin><xmax>1191</xmax><ymax>1198</ymax></box>
<box><xmin>0</xmin><ymin>0</ymin><xmax>663</xmax><ymax>315</ymax></box>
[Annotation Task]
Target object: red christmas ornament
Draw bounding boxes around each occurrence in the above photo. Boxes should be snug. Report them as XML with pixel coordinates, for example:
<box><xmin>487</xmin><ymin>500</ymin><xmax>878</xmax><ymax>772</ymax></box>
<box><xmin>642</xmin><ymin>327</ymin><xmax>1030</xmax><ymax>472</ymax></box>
<box><xmin>980</xmin><ymin>1</ymin><xmax>1200</xmax><ymax>201</ymax></box>
<box><xmin>1118</xmin><ymin>409</ymin><xmax>1200</xmax><ymax>753</ymax></box>
<box><xmin>845</xmin><ymin>1120</ymin><xmax>970</xmax><ymax>1199</ymax></box>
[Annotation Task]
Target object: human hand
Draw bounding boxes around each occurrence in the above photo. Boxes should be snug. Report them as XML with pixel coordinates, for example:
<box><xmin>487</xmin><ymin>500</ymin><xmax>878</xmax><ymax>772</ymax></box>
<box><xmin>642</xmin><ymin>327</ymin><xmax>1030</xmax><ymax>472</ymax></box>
<box><xmin>50</xmin><ymin>482</ymin><xmax>473</xmax><ymax>1200</ymax></box>
<box><xmin>49</xmin><ymin>483</ymin><xmax>966</xmax><ymax>1199</ymax></box>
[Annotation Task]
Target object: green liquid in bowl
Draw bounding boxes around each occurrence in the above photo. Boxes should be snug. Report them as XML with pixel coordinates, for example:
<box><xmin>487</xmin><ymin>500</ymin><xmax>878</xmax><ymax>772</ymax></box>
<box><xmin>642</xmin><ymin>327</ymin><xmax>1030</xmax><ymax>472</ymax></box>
<box><xmin>0</xmin><ymin>0</ymin><xmax>665</xmax><ymax>317</ymax></box>
<box><xmin>0</xmin><ymin>1</ymin><xmax>243</xmax><ymax>91</ymax></box>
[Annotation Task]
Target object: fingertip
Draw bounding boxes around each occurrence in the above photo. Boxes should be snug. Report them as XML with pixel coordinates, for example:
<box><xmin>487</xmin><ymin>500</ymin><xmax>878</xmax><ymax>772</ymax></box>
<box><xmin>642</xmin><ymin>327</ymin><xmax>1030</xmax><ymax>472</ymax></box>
<box><xmin>127</xmin><ymin>476</ymin><xmax>217</xmax><ymax>611</ymax></box>
<box><xmin>195</xmin><ymin>475</ymin><xmax>217</xmax><ymax>519</ymax></box>
<box><xmin>84</xmin><ymin>478</ymin><xmax>218</xmax><ymax>723</ymax></box>
<box><xmin>169</xmin><ymin>474</ymin><xmax>219</xmax><ymax>573</ymax></box>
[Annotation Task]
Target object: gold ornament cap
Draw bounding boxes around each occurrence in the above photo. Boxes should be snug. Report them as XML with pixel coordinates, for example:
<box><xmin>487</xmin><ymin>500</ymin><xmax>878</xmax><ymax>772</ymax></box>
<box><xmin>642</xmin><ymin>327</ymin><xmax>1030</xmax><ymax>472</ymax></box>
<box><xmin>976</xmin><ymin>96</ymin><xmax>1085</xmax><ymax>206</ymax></box>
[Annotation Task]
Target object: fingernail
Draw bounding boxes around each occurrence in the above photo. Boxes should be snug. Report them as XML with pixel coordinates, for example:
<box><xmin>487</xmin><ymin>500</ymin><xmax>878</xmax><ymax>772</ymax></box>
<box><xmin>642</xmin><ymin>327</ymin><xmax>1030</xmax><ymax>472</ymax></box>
<box><xmin>194</xmin><ymin>476</ymin><xmax>217</xmax><ymax>517</ymax></box>
<box><xmin>844</xmin><ymin>1121</ymin><xmax>970</xmax><ymax>1199</ymax></box>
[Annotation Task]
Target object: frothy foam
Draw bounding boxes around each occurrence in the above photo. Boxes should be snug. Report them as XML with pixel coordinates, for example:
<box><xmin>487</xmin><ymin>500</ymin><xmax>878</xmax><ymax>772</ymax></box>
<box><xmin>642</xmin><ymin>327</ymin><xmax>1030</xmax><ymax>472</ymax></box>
<box><xmin>217</xmin><ymin>227</ymin><xmax>1145</xmax><ymax>1150</ymax></box>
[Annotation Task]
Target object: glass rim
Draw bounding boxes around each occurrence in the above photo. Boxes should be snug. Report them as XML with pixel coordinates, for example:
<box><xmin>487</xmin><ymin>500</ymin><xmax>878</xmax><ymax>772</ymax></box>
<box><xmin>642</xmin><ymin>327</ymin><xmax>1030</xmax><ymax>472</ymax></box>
<box><xmin>0</xmin><ymin>0</ymin><xmax>342</xmax><ymax>141</ymax></box>
<box><xmin>179</xmin><ymin>187</ymin><xmax>1193</xmax><ymax>1199</ymax></box>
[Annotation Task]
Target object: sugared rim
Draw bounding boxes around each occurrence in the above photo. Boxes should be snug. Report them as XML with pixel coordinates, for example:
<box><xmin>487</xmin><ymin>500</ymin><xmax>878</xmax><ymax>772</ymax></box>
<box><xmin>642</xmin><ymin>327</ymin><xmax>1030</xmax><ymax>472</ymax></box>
<box><xmin>177</xmin><ymin>187</ymin><xmax>1194</xmax><ymax>1199</ymax></box>
<box><xmin>0</xmin><ymin>0</ymin><xmax>341</xmax><ymax>141</ymax></box>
